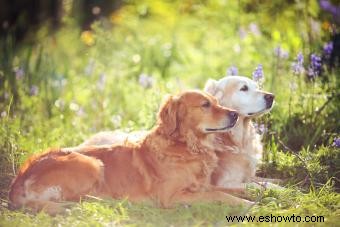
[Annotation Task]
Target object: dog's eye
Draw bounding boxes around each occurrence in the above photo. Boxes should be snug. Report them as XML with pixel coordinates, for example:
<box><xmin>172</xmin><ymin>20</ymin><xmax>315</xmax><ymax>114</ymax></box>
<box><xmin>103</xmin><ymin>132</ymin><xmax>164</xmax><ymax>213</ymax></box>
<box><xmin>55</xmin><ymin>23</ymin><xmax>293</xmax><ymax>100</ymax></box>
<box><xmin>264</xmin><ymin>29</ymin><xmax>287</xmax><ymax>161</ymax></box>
<box><xmin>240</xmin><ymin>85</ymin><xmax>248</xmax><ymax>91</ymax></box>
<box><xmin>201</xmin><ymin>101</ymin><xmax>210</xmax><ymax>108</ymax></box>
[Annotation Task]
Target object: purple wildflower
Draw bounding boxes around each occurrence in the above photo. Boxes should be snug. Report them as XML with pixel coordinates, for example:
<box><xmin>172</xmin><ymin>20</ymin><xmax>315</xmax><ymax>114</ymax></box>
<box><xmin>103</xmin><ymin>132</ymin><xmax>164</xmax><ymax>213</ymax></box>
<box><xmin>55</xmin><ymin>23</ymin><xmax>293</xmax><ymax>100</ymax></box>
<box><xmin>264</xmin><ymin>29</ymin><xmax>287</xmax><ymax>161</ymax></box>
<box><xmin>14</xmin><ymin>67</ymin><xmax>24</xmax><ymax>80</ymax></box>
<box><xmin>249</xmin><ymin>22</ymin><xmax>261</xmax><ymax>36</ymax></box>
<box><xmin>253</xmin><ymin>123</ymin><xmax>268</xmax><ymax>135</ymax></box>
<box><xmin>226</xmin><ymin>66</ymin><xmax>238</xmax><ymax>76</ymax></box>
<box><xmin>291</xmin><ymin>52</ymin><xmax>304</xmax><ymax>75</ymax></box>
<box><xmin>292</xmin><ymin>62</ymin><xmax>303</xmax><ymax>75</ymax></box>
<box><xmin>97</xmin><ymin>73</ymin><xmax>106</xmax><ymax>91</ymax></box>
<box><xmin>308</xmin><ymin>53</ymin><xmax>322</xmax><ymax>79</ymax></box>
<box><xmin>311</xmin><ymin>54</ymin><xmax>322</xmax><ymax>68</ymax></box>
<box><xmin>252</xmin><ymin>64</ymin><xmax>264</xmax><ymax>82</ymax></box>
<box><xmin>77</xmin><ymin>107</ymin><xmax>86</xmax><ymax>117</ymax></box>
<box><xmin>333</xmin><ymin>137</ymin><xmax>340</xmax><ymax>148</ymax></box>
<box><xmin>30</xmin><ymin>85</ymin><xmax>39</xmax><ymax>96</ymax></box>
<box><xmin>239</xmin><ymin>27</ymin><xmax>247</xmax><ymax>40</ymax></box>
<box><xmin>274</xmin><ymin>46</ymin><xmax>289</xmax><ymax>59</ymax></box>
<box><xmin>274</xmin><ymin>46</ymin><xmax>280</xmax><ymax>56</ymax></box>
<box><xmin>297</xmin><ymin>52</ymin><xmax>304</xmax><ymax>64</ymax></box>
<box><xmin>84</xmin><ymin>59</ymin><xmax>95</xmax><ymax>76</ymax></box>
<box><xmin>319</xmin><ymin>0</ymin><xmax>340</xmax><ymax>24</ymax></box>
<box><xmin>138</xmin><ymin>73</ymin><xmax>154</xmax><ymax>89</ymax></box>
<box><xmin>320</xmin><ymin>0</ymin><xmax>336</xmax><ymax>14</ymax></box>
<box><xmin>323</xmin><ymin>42</ymin><xmax>333</xmax><ymax>58</ymax></box>
<box><xmin>307</xmin><ymin>67</ymin><xmax>314</xmax><ymax>79</ymax></box>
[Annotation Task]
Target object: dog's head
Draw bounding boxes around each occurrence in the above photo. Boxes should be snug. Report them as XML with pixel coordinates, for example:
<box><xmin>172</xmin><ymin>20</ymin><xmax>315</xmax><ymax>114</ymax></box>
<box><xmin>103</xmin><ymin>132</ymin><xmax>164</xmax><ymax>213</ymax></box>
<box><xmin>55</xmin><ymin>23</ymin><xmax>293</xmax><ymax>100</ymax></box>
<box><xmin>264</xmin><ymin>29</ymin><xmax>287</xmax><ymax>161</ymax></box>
<box><xmin>204</xmin><ymin>76</ymin><xmax>274</xmax><ymax>117</ymax></box>
<box><xmin>157</xmin><ymin>90</ymin><xmax>238</xmax><ymax>139</ymax></box>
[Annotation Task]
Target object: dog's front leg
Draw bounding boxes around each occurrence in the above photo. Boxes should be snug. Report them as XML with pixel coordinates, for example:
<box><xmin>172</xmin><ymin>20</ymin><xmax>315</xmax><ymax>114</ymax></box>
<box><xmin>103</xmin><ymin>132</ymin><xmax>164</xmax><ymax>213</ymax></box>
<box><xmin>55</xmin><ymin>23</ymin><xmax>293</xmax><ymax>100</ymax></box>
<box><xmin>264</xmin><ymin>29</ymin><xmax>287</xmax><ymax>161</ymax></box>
<box><xmin>250</xmin><ymin>177</ymin><xmax>285</xmax><ymax>190</ymax></box>
<box><xmin>171</xmin><ymin>190</ymin><xmax>253</xmax><ymax>207</ymax></box>
<box><xmin>251</xmin><ymin>176</ymin><xmax>283</xmax><ymax>184</ymax></box>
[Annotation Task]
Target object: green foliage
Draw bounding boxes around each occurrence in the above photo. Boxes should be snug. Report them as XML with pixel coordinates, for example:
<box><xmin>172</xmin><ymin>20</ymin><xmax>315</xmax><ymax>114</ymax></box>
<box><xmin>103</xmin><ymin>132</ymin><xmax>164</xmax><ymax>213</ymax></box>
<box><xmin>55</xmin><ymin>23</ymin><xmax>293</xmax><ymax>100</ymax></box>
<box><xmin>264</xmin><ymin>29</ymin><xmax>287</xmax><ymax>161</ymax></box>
<box><xmin>0</xmin><ymin>0</ymin><xmax>339</xmax><ymax>225</ymax></box>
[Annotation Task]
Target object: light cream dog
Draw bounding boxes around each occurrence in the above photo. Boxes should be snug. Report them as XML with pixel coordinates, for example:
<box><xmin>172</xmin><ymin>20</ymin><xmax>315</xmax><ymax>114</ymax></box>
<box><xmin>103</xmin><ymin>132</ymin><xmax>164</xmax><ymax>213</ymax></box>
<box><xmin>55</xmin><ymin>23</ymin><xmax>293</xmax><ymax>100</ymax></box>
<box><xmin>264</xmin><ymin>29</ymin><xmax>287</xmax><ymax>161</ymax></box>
<box><xmin>204</xmin><ymin>76</ymin><xmax>280</xmax><ymax>192</ymax></box>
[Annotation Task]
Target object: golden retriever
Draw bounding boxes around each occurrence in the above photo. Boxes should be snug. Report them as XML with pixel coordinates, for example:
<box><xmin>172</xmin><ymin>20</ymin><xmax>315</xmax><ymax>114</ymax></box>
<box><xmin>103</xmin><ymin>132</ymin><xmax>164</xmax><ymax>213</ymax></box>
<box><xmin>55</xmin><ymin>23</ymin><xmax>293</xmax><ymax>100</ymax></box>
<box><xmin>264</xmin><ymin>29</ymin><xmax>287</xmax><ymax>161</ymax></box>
<box><xmin>204</xmin><ymin>75</ymin><xmax>278</xmax><ymax>191</ymax></box>
<box><xmin>9</xmin><ymin>90</ymin><xmax>251</xmax><ymax>215</ymax></box>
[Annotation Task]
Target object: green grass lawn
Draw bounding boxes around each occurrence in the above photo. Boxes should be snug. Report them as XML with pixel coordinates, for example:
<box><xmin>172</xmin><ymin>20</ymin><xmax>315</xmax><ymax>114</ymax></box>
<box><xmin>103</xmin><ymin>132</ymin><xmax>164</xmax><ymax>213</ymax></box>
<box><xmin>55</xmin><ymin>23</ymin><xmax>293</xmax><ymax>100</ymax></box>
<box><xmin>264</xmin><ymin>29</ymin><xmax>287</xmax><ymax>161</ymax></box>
<box><xmin>0</xmin><ymin>0</ymin><xmax>339</xmax><ymax>226</ymax></box>
<box><xmin>1</xmin><ymin>189</ymin><xmax>339</xmax><ymax>226</ymax></box>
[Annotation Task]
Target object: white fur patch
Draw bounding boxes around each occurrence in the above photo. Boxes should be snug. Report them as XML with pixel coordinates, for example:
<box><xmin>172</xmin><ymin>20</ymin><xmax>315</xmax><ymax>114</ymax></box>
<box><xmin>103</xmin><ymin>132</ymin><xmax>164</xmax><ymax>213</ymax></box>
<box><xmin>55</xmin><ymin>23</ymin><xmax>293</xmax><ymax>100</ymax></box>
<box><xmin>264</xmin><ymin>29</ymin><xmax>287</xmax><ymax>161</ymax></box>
<box><xmin>24</xmin><ymin>178</ymin><xmax>62</xmax><ymax>201</ymax></box>
<box><xmin>219</xmin><ymin>173</ymin><xmax>245</xmax><ymax>187</ymax></box>
<box><xmin>40</xmin><ymin>186</ymin><xmax>62</xmax><ymax>200</ymax></box>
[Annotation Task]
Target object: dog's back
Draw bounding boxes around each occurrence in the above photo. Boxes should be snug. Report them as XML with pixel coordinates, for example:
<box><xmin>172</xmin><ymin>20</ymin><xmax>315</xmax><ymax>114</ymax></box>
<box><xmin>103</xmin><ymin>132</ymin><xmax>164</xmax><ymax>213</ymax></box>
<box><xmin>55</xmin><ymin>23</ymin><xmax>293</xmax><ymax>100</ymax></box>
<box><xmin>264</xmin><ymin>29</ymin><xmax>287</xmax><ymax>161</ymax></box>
<box><xmin>81</xmin><ymin>144</ymin><xmax>159</xmax><ymax>201</ymax></box>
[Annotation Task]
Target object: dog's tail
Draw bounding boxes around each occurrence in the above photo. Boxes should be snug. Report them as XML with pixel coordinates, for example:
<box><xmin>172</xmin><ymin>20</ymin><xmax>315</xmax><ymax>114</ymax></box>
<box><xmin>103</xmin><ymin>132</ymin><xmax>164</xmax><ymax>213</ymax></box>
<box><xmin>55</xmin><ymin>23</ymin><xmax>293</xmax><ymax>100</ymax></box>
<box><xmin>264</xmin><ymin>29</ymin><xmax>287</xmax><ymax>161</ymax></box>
<box><xmin>8</xmin><ymin>174</ymin><xmax>26</xmax><ymax>210</ymax></box>
<box><xmin>8</xmin><ymin>148</ymin><xmax>63</xmax><ymax>212</ymax></box>
<box><xmin>9</xmin><ymin>184</ymin><xmax>73</xmax><ymax>215</ymax></box>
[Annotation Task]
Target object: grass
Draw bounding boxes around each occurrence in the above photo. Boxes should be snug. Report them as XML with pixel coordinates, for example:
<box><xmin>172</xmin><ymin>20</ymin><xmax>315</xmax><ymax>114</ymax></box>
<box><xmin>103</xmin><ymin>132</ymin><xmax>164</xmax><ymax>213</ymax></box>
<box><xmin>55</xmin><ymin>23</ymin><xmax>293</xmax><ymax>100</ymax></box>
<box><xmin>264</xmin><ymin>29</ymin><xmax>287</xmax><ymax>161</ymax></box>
<box><xmin>1</xmin><ymin>189</ymin><xmax>339</xmax><ymax>226</ymax></box>
<box><xmin>0</xmin><ymin>0</ymin><xmax>339</xmax><ymax>226</ymax></box>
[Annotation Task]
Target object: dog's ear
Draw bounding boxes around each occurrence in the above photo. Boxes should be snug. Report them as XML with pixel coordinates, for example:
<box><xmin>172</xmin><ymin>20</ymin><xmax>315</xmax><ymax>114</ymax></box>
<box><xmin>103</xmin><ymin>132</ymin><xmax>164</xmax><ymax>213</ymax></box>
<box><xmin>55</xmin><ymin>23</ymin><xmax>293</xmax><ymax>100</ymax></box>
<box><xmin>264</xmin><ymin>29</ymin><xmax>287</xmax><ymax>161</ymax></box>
<box><xmin>158</xmin><ymin>95</ymin><xmax>181</xmax><ymax>138</ymax></box>
<box><xmin>204</xmin><ymin>79</ymin><xmax>218</xmax><ymax>95</ymax></box>
<box><xmin>204</xmin><ymin>79</ymin><xmax>223</xmax><ymax>101</ymax></box>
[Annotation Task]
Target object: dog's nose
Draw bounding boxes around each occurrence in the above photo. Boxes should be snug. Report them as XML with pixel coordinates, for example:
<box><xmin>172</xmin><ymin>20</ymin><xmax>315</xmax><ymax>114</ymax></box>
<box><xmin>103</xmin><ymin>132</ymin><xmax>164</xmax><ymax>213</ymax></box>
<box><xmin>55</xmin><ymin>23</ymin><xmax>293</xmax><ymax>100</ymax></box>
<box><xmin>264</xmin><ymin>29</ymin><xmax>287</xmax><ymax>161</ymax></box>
<box><xmin>264</xmin><ymin>94</ymin><xmax>275</xmax><ymax>108</ymax></box>
<box><xmin>228</xmin><ymin>111</ymin><xmax>238</xmax><ymax>122</ymax></box>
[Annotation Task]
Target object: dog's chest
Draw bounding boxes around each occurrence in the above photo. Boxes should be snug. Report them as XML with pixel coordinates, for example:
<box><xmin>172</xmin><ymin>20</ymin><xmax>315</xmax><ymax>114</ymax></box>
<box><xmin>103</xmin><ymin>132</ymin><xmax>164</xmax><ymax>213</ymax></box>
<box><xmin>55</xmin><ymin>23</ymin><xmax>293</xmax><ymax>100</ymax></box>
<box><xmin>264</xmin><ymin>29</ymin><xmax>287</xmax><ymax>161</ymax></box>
<box><xmin>213</xmin><ymin>151</ymin><xmax>257</xmax><ymax>186</ymax></box>
<box><xmin>184</xmin><ymin>152</ymin><xmax>218</xmax><ymax>191</ymax></box>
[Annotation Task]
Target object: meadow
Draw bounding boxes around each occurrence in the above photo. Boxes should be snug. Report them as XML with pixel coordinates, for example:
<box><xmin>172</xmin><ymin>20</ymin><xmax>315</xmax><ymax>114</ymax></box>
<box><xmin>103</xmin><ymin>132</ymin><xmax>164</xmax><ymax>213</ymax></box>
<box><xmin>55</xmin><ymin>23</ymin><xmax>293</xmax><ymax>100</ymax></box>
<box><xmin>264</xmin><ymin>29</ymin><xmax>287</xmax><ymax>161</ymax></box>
<box><xmin>0</xmin><ymin>0</ymin><xmax>339</xmax><ymax>226</ymax></box>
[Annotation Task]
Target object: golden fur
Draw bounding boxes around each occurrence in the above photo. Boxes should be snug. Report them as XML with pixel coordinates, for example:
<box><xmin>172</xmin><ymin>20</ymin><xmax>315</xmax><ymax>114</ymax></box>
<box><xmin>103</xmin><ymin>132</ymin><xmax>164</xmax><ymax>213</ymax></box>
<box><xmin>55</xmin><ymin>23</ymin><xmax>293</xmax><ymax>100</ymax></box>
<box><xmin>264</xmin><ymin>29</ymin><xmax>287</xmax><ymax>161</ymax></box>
<box><xmin>9</xmin><ymin>91</ymin><xmax>250</xmax><ymax>214</ymax></box>
<box><xmin>210</xmin><ymin>118</ymin><xmax>263</xmax><ymax>187</ymax></box>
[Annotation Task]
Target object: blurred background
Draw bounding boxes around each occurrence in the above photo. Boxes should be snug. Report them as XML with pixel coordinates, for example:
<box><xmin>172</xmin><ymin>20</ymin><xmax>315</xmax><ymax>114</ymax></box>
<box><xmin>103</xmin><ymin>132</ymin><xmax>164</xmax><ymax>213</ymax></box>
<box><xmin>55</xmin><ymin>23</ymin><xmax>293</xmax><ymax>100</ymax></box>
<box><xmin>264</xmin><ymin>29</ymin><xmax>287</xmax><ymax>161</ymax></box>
<box><xmin>0</xmin><ymin>0</ymin><xmax>339</xmax><ymax>223</ymax></box>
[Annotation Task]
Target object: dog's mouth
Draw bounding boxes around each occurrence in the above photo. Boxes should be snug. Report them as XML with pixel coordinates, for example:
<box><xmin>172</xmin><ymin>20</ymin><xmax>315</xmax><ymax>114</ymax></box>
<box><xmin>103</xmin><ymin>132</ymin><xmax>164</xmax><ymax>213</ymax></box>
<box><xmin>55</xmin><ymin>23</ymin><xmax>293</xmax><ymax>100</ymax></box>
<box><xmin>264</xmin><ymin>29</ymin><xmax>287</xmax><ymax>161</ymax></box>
<box><xmin>205</xmin><ymin>121</ymin><xmax>237</xmax><ymax>132</ymax></box>
<box><xmin>247</xmin><ymin>102</ymin><xmax>274</xmax><ymax>117</ymax></box>
<box><xmin>248</xmin><ymin>109</ymin><xmax>270</xmax><ymax>117</ymax></box>
<box><xmin>247</xmin><ymin>109</ymin><xmax>268</xmax><ymax>116</ymax></box>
